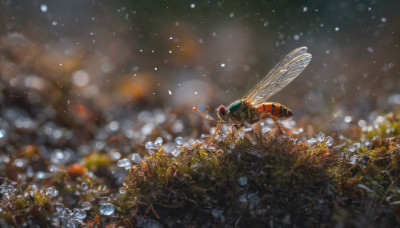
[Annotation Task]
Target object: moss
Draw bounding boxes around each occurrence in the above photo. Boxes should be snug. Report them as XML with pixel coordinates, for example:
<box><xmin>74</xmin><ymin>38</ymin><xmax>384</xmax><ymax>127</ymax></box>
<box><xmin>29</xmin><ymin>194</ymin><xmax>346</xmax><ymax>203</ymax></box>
<box><xmin>14</xmin><ymin>197</ymin><xmax>27</xmax><ymax>210</ymax></box>
<box><xmin>3</xmin><ymin>211</ymin><xmax>16</xmax><ymax>226</ymax></box>
<box><xmin>84</xmin><ymin>153</ymin><xmax>111</xmax><ymax>172</ymax></box>
<box><xmin>33</xmin><ymin>192</ymin><xmax>48</xmax><ymax>205</ymax></box>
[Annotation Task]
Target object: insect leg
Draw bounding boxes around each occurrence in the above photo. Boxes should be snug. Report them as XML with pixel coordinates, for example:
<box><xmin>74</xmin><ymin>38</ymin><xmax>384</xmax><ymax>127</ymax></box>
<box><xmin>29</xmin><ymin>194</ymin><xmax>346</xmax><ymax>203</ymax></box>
<box><xmin>192</xmin><ymin>106</ymin><xmax>215</xmax><ymax>131</ymax></box>
<box><xmin>270</xmin><ymin>115</ymin><xmax>283</xmax><ymax>133</ymax></box>
<box><xmin>207</xmin><ymin>121</ymin><xmax>222</xmax><ymax>147</ymax></box>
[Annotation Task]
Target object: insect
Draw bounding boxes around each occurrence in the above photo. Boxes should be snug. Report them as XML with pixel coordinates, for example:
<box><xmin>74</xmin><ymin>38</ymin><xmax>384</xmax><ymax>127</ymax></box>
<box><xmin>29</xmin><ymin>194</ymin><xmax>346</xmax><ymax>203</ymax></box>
<box><xmin>193</xmin><ymin>46</ymin><xmax>312</xmax><ymax>146</ymax></box>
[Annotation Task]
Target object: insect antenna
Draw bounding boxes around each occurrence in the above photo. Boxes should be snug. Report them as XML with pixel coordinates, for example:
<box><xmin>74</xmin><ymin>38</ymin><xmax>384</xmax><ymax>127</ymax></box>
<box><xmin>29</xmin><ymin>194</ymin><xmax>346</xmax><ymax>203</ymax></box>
<box><xmin>192</xmin><ymin>106</ymin><xmax>215</xmax><ymax>131</ymax></box>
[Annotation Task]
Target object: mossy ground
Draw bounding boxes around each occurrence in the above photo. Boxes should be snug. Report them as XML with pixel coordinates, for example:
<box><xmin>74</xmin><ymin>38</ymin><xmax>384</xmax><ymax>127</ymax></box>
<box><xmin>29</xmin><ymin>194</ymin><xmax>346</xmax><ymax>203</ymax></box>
<box><xmin>119</xmin><ymin>122</ymin><xmax>400</xmax><ymax>227</ymax></box>
<box><xmin>1</xmin><ymin>112</ymin><xmax>400</xmax><ymax>227</ymax></box>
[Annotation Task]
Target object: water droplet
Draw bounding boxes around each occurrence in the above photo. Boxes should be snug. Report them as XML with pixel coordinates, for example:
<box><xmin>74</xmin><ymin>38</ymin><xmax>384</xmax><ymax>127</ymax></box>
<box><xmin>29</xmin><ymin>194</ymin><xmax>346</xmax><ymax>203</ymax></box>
<box><xmin>148</xmin><ymin>149</ymin><xmax>155</xmax><ymax>156</ymax></box>
<box><xmin>220</xmin><ymin>63</ymin><xmax>226</xmax><ymax>67</ymax></box>
<box><xmin>381</xmin><ymin>17</ymin><xmax>387</xmax><ymax>23</ymax></box>
<box><xmin>307</xmin><ymin>138</ymin><xmax>317</xmax><ymax>145</ymax></box>
<box><xmin>317</xmin><ymin>132</ymin><xmax>325</xmax><ymax>142</ymax></box>
<box><xmin>325</xmin><ymin>136</ymin><xmax>334</xmax><ymax>147</ymax></box>
<box><xmin>247</xmin><ymin>193</ymin><xmax>260</xmax><ymax>206</ymax></box>
<box><xmin>335</xmin><ymin>27</ymin><xmax>339</xmax><ymax>31</ymax></box>
<box><xmin>119</xmin><ymin>187</ymin><xmax>127</xmax><ymax>195</ymax></box>
<box><xmin>293</xmin><ymin>34</ymin><xmax>300</xmax><ymax>40</ymax></box>
<box><xmin>36</xmin><ymin>171</ymin><xmax>49</xmax><ymax>179</ymax></box>
<box><xmin>0</xmin><ymin>129</ymin><xmax>5</xmax><ymax>138</ymax></box>
<box><xmin>109</xmin><ymin>121</ymin><xmax>119</xmax><ymax>131</ymax></box>
<box><xmin>117</xmin><ymin>158</ymin><xmax>132</xmax><ymax>168</ymax></box>
<box><xmin>53</xmin><ymin>203</ymin><xmax>65</xmax><ymax>214</ymax></box>
<box><xmin>71</xmin><ymin>208</ymin><xmax>86</xmax><ymax>220</ymax></box>
<box><xmin>131</xmin><ymin>153</ymin><xmax>142</xmax><ymax>164</ymax></box>
<box><xmin>211</xmin><ymin>208</ymin><xmax>224</xmax><ymax>219</ymax></box>
<box><xmin>45</xmin><ymin>186</ymin><xmax>57</xmax><ymax>198</ymax></box>
<box><xmin>145</xmin><ymin>141</ymin><xmax>155</xmax><ymax>149</ymax></box>
<box><xmin>72</xmin><ymin>70</ymin><xmax>90</xmax><ymax>87</ymax></box>
<box><xmin>154</xmin><ymin>137</ymin><xmax>163</xmax><ymax>149</ymax></box>
<box><xmin>81</xmin><ymin>182</ymin><xmax>89</xmax><ymax>191</ymax></box>
<box><xmin>348</xmin><ymin>146</ymin><xmax>356</xmax><ymax>153</ymax></box>
<box><xmin>175</xmin><ymin>136</ymin><xmax>183</xmax><ymax>145</ymax></box>
<box><xmin>137</xmin><ymin>218</ymin><xmax>163</xmax><ymax>228</ymax></box>
<box><xmin>81</xmin><ymin>201</ymin><xmax>92</xmax><ymax>211</ymax></box>
<box><xmin>190</xmin><ymin>3</ymin><xmax>195</xmax><ymax>8</ymax></box>
<box><xmin>303</xmin><ymin>6</ymin><xmax>308</xmax><ymax>12</ymax></box>
<box><xmin>171</xmin><ymin>147</ymin><xmax>182</xmax><ymax>157</ymax></box>
<box><xmin>110</xmin><ymin>151</ymin><xmax>121</xmax><ymax>161</ymax></box>
<box><xmin>194</xmin><ymin>91</ymin><xmax>198</xmax><ymax>95</ymax></box>
<box><xmin>40</xmin><ymin>4</ymin><xmax>48</xmax><ymax>12</ymax></box>
<box><xmin>238</xmin><ymin>177</ymin><xmax>247</xmax><ymax>186</ymax></box>
<box><xmin>350</xmin><ymin>155</ymin><xmax>357</xmax><ymax>164</ymax></box>
<box><xmin>99</xmin><ymin>203</ymin><xmax>115</xmax><ymax>216</ymax></box>
<box><xmin>344</xmin><ymin>116</ymin><xmax>352</xmax><ymax>123</ymax></box>
<box><xmin>13</xmin><ymin>158</ymin><xmax>27</xmax><ymax>168</ymax></box>
<box><xmin>168</xmin><ymin>90</ymin><xmax>172</xmax><ymax>95</ymax></box>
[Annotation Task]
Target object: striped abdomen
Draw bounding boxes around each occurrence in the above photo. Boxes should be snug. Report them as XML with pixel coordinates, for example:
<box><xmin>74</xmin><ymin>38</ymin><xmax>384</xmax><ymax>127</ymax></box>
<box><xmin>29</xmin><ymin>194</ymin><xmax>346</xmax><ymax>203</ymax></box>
<box><xmin>256</xmin><ymin>103</ymin><xmax>293</xmax><ymax>118</ymax></box>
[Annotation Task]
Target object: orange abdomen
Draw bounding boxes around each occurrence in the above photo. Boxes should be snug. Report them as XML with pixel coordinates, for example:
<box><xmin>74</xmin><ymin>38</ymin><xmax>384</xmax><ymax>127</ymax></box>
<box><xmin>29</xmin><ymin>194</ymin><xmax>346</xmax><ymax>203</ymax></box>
<box><xmin>256</xmin><ymin>103</ymin><xmax>293</xmax><ymax>118</ymax></box>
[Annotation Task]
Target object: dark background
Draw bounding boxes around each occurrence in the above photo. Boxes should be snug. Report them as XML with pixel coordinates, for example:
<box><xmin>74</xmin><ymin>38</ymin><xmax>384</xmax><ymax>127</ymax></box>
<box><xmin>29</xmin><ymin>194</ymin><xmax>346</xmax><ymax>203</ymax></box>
<box><xmin>1</xmin><ymin>0</ymin><xmax>400</xmax><ymax>123</ymax></box>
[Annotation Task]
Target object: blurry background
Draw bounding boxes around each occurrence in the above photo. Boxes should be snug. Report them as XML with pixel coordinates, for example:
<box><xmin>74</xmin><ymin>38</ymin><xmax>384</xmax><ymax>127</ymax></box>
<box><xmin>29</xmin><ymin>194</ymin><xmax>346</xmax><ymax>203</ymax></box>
<box><xmin>1</xmin><ymin>0</ymin><xmax>400</xmax><ymax>132</ymax></box>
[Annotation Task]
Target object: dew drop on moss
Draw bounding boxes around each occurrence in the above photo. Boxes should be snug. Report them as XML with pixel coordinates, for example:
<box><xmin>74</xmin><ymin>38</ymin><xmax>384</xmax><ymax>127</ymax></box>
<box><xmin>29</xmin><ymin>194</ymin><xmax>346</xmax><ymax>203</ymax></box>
<box><xmin>238</xmin><ymin>177</ymin><xmax>248</xmax><ymax>186</ymax></box>
<box><xmin>45</xmin><ymin>186</ymin><xmax>57</xmax><ymax>198</ymax></box>
<box><xmin>145</xmin><ymin>141</ymin><xmax>154</xmax><ymax>149</ymax></box>
<box><xmin>325</xmin><ymin>136</ymin><xmax>333</xmax><ymax>146</ymax></box>
<box><xmin>71</xmin><ymin>208</ymin><xmax>86</xmax><ymax>220</ymax></box>
<box><xmin>99</xmin><ymin>203</ymin><xmax>114</xmax><ymax>216</ymax></box>
<box><xmin>317</xmin><ymin>132</ymin><xmax>325</xmax><ymax>142</ymax></box>
<box><xmin>131</xmin><ymin>153</ymin><xmax>142</xmax><ymax>164</ymax></box>
<box><xmin>154</xmin><ymin>137</ymin><xmax>163</xmax><ymax>149</ymax></box>
<box><xmin>119</xmin><ymin>187</ymin><xmax>127</xmax><ymax>195</ymax></box>
<box><xmin>117</xmin><ymin>158</ymin><xmax>132</xmax><ymax>169</ymax></box>
<box><xmin>175</xmin><ymin>136</ymin><xmax>183</xmax><ymax>145</ymax></box>
<box><xmin>53</xmin><ymin>203</ymin><xmax>65</xmax><ymax>214</ymax></box>
<box><xmin>81</xmin><ymin>182</ymin><xmax>89</xmax><ymax>191</ymax></box>
<box><xmin>81</xmin><ymin>201</ymin><xmax>92</xmax><ymax>211</ymax></box>
<box><xmin>307</xmin><ymin>138</ymin><xmax>317</xmax><ymax>145</ymax></box>
<box><xmin>170</xmin><ymin>147</ymin><xmax>182</xmax><ymax>157</ymax></box>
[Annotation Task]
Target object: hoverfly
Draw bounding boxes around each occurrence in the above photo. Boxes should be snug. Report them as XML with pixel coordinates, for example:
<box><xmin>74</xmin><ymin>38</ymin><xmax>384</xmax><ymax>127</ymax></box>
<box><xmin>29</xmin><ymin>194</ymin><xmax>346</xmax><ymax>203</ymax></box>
<box><xmin>193</xmin><ymin>46</ymin><xmax>312</xmax><ymax>146</ymax></box>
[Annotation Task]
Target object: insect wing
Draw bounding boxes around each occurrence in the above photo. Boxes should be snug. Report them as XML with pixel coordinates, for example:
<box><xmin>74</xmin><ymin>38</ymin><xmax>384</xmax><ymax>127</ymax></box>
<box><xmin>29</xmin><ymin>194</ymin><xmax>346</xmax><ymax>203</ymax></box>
<box><xmin>244</xmin><ymin>46</ymin><xmax>312</xmax><ymax>105</ymax></box>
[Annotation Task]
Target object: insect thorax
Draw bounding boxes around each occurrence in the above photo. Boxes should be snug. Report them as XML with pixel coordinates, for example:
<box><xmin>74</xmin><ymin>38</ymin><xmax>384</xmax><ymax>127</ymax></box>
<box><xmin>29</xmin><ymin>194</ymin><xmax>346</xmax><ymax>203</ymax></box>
<box><xmin>227</xmin><ymin>100</ymin><xmax>259</xmax><ymax>124</ymax></box>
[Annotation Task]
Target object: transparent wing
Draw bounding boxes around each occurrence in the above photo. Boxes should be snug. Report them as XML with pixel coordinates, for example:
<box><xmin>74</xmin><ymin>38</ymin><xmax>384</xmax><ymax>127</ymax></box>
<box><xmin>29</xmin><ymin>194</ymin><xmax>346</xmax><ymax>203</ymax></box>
<box><xmin>244</xmin><ymin>46</ymin><xmax>312</xmax><ymax>105</ymax></box>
